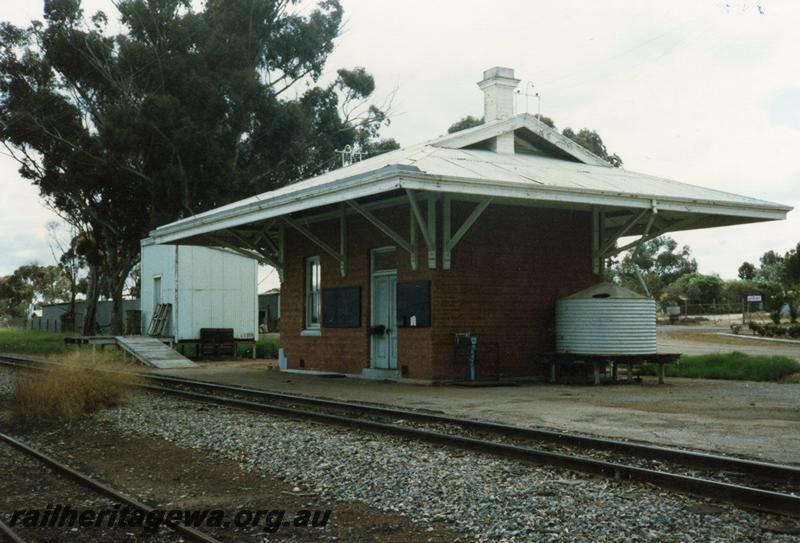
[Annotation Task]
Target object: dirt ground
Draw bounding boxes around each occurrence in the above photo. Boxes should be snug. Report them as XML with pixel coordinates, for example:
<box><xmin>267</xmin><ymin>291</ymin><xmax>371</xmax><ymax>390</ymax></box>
<box><xmin>0</xmin><ymin>418</ymin><xmax>461</xmax><ymax>543</ymax></box>
<box><xmin>153</xmin><ymin>327</ymin><xmax>800</xmax><ymax>465</ymax></box>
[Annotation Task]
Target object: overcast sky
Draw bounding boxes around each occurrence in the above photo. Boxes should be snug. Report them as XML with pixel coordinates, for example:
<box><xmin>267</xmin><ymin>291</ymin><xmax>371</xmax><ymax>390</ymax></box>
<box><xmin>1</xmin><ymin>0</ymin><xmax>797</xmax><ymax>286</ymax></box>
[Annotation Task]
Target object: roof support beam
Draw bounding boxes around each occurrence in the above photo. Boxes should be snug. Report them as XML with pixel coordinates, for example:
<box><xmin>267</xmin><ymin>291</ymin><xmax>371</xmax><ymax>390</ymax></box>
<box><xmin>346</xmin><ymin>200</ymin><xmax>414</xmax><ymax>267</ymax></box>
<box><xmin>591</xmin><ymin>208</ymin><xmax>604</xmax><ymax>275</ymax></box>
<box><xmin>260</xmin><ymin>230</ymin><xmax>281</xmax><ymax>260</ymax></box>
<box><xmin>277</xmin><ymin>221</ymin><xmax>285</xmax><ymax>282</ymax></box>
<box><xmin>631</xmin><ymin>210</ymin><xmax>658</xmax><ymax>297</ymax></box>
<box><xmin>409</xmin><ymin>200</ymin><xmax>418</xmax><ymax>271</ymax></box>
<box><xmin>339</xmin><ymin>204</ymin><xmax>347</xmax><ymax>277</ymax></box>
<box><xmin>598</xmin><ymin>200</ymin><xmax>664</xmax><ymax>261</ymax></box>
<box><xmin>598</xmin><ymin>208</ymin><xmax>649</xmax><ymax>259</ymax></box>
<box><xmin>283</xmin><ymin>215</ymin><xmax>346</xmax><ymax>277</ymax></box>
<box><xmin>612</xmin><ymin>208</ymin><xmax>658</xmax><ymax>256</ymax></box>
<box><xmin>604</xmin><ymin>207</ymin><xmax>709</xmax><ymax>260</ymax></box>
<box><xmin>223</xmin><ymin>230</ymin><xmax>285</xmax><ymax>276</ymax></box>
<box><xmin>249</xmin><ymin>218</ymin><xmax>276</xmax><ymax>249</ymax></box>
<box><xmin>406</xmin><ymin>190</ymin><xmax>436</xmax><ymax>269</ymax></box>
<box><xmin>427</xmin><ymin>195</ymin><xmax>437</xmax><ymax>269</ymax></box>
<box><xmin>443</xmin><ymin>196</ymin><xmax>493</xmax><ymax>270</ymax></box>
<box><xmin>205</xmin><ymin>234</ymin><xmax>273</xmax><ymax>266</ymax></box>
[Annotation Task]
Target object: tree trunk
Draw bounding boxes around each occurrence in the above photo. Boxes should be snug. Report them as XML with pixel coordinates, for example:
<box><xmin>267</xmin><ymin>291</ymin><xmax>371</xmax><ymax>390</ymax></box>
<box><xmin>66</xmin><ymin>278</ymin><xmax>78</xmax><ymax>333</ymax></box>
<box><xmin>108</xmin><ymin>265</ymin><xmax>132</xmax><ymax>336</ymax></box>
<box><xmin>82</xmin><ymin>267</ymin><xmax>100</xmax><ymax>335</ymax></box>
<box><xmin>104</xmin><ymin>245</ymin><xmax>136</xmax><ymax>336</ymax></box>
<box><xmin>110</xmin><ymin>284</ymin><xmax>125</xmax><ymax>336</ymax></box>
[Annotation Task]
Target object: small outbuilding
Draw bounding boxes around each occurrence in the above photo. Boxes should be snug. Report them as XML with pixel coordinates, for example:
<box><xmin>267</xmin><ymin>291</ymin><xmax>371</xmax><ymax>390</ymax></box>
<box><xmin>259</xmin><ymin>289</ymin><xmax>280</xmax><ymax>332</ymax></box>
<box><xmin>140</xmin><ymin>240</ymin><xmax>258</xmax><ymax>344</ymax></box>
<box><xmin>31</xmin><ymin>299</ymin><xmax>140</xmax><ymax>334</ymax></box>
<box><xmin>145</xmin><ymin>67</ymin><xmax>791</xmax><ymax>381</ymax></box>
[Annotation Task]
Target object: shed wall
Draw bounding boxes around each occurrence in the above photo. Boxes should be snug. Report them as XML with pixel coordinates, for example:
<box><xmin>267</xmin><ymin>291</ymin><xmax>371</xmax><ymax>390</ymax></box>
<box><xmin>140</xmin><ymin>243</ymin><xmax>257</xmax><ymax>340</ymax></box>
<box><xmin>140</xmin><ymin>243</ymin><xmax>178</xmax><ymax>336</ymax></box>
<box><xmin>175</xmin><ymin>245</ymin><xmax>258</xmax><ymax>340</ymax></box>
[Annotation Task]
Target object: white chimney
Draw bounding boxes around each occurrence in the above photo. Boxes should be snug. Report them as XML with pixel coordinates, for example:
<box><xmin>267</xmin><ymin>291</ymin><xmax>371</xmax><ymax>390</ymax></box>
<box><xmin>477</xmin><ymin>66</ymin><xmax>520</xmax><ymax>153</ymax></box>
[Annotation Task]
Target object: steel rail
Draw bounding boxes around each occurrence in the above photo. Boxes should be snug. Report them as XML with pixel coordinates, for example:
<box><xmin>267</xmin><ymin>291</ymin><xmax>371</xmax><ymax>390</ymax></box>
<box><xmin>0</xmin><ymin>519</ymin><xmax>26</xmax><ymax>543</ymax></box>
<box><xmin>4</xmin><ymin>354</ymin><xmax>800</xmax><ymax>482</ymax></box>
<box><xmin>2</xmin><ymin>354</ymin><xmax>800</xmax><ymax>518</ymax></box>
<box><xmin>135</xmin><ymin>382</ymin><xmax>800</xmax><ymax>518</ymax></box>
<box><xmin>0</xmin><ymin>431</ymin><xmax>223</xmax><ymax>543</ymax></box>
<box><xmin>143</xmin><ymin>372</ymin><xmax>800</xmax><ymax>484</ymax></box>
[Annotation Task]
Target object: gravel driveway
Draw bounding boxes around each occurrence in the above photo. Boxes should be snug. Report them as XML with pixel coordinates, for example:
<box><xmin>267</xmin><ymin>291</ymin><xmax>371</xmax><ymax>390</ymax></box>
<box><xmin>658</xmin><ymin>325</ymin><xmax>800</xmax><ymax>361</ymax></box>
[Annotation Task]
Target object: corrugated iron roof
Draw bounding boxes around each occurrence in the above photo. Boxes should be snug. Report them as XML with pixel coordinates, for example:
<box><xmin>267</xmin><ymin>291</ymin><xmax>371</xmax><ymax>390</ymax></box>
<box><xmin>150</xmin><ymin>114</ymin><xmax>790</xmax><ymax>242</ymax></box>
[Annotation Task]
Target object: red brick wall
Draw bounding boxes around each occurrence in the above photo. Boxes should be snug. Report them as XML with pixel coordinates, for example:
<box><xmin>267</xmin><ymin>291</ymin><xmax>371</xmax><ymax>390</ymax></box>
<box><xmin>279</xmin><ymin>200</ymin><xmax>600</xmax><ymax>380</ymax></box>
<box><xmin>431</xmin><ymin>203</ymin><xmax>600</xmax><ymax>380</ymax></box>
<box><xmin>280</xmin><ymin>205</ymin><xmax>433</xmax><ymax>378</ymax></box>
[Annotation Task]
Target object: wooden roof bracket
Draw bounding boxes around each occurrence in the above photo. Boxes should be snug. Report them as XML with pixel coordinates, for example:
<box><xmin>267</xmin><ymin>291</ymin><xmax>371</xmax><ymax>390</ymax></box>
<box><xmin>442</xmin><ymin>195</ymin><xmax>493</xmax><ymax>270</ymax></box>
<box><xmin>211</xmin><ymin>229</ymin><xmax>285</xmax><ymax>281</ymax></box>
<box><xmin>406</xmin><ymin>189</ymin><xmax>437</xmax><ymax>269</ymax></box>
<box><xmin>597</xmin><ymin>201</ymin><xmax>663</xmax><ymax>262</ymax></box>
<box><xmin>347</xmin><ymin>199</ymin><xmax>417</xmax><ymax>270</ymax></box>
<box><xmin>283</xmin><ymin>215</ymin><xmax>346</xmax><ymax>277</ymax></box>
<box><xmin>205</xmin><ymin>233</ymin><xmax>283</xmax><ymax>273</ymax></box>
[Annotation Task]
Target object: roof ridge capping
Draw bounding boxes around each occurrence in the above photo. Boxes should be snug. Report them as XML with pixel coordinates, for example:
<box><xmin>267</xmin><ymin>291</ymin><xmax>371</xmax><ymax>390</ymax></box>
<box><xmin>431</xmin><ymin>113</ymin><xmax>613</xmax><ymax>168</ymax></box>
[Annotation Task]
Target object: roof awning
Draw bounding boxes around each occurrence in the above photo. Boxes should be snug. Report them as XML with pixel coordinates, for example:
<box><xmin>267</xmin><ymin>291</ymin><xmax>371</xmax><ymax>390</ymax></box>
<box><xmin>146</xmin><ymin>114</ymin><xmax>791</xmax><ymax>278</ymax></box>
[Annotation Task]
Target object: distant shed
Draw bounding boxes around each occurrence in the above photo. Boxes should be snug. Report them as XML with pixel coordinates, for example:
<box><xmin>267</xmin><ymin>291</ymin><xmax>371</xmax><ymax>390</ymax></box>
<box><xmin>32</xmin><ymin>299</ymin><xmax>140</xmax><ymax>334</ymax></box>
<box><xmin>140</xmin><ymin>240</ymin><xmax>258</xmax><ymax>342</ymax></box>
<box><xmin>258</xmin><ymin>290</ymin><xmax>280</xmax><ymax>332</ymax></box>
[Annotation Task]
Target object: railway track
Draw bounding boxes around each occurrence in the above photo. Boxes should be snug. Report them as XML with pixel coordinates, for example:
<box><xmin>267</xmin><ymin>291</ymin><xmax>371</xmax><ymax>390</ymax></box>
<box><xmin>2</xmin><ymin>354</ymin><xmax>800</xmax><ymax>520</ymax></box>
<box><xmin>0</xmin><ymin>518</ymin><xmax>25</xmax><ymax>543</ymax></box>
<box><xmin>0</xmin><ymin>429</ymin><xmax>223</xmax><ymax>543</ymax></box>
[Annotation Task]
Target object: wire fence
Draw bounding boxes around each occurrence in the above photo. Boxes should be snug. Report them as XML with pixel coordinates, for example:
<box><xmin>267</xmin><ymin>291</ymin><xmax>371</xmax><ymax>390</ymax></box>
<box><xmin>659</xmin><ymin>302</ymin><xmax>774</xmax><ymax>326</ymax></box>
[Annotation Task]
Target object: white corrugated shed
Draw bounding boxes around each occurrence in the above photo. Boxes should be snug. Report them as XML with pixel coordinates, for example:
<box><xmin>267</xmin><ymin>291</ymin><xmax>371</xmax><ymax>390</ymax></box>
<box><xmin>140</xmin><ymin>241</ymin><xmax>258</xmax><ymax>341</ymax></box>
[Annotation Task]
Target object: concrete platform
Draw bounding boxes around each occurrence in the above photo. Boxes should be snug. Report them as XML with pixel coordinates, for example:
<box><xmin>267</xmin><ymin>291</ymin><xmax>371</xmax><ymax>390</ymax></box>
<box><xmin>153</xmin><ymin>359</ymin><xmax>800</xmax><ymax>465</ymax></box>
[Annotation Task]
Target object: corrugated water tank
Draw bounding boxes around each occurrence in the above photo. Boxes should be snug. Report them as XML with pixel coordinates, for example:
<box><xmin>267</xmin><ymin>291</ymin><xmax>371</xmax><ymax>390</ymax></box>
<box><xmin>556</xmin><ymin>282</ymin><xmax>656</xmax><ymax>355</ymax></box>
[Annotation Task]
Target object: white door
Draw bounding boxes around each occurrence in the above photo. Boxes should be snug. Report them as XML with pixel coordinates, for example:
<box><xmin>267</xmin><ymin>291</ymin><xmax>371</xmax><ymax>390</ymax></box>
<box><xmin>370</xmin><ymin>249</ymin><xmax>397</xmax><ymax>370</ymax></box>
<box><xmin>153</xmin><ymin>276</ymin><xmax>162</xmax><ymax>309</ymax></box>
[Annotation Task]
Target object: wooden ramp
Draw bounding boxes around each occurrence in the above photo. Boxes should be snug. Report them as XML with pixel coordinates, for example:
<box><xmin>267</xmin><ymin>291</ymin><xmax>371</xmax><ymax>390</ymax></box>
<box><xmin>115</xmin><ymin>336</ymin><xmax>197</xmax><ymax>369</ymax></box>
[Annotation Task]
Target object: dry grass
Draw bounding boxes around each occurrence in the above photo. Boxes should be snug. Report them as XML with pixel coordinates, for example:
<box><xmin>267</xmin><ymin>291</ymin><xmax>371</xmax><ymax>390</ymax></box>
<box><xmin>5</xmin><ymin>352</ymin><xmax>141</xmax><ymax>425</ymax></box>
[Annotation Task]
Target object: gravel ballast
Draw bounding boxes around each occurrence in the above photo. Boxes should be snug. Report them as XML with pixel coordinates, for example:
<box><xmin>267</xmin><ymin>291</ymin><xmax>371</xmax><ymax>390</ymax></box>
<box><xmin>1</xmin><ymin>368</ymin><xmax>799</xmax><ymax>542</ymax></box>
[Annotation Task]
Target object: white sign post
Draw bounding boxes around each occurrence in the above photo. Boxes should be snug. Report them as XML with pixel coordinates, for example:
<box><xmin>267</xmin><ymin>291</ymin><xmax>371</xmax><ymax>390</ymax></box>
<box><xmin>744</xmin><ymin>295</ymin><xmax>762</xmax><ymax>325</ymax></box>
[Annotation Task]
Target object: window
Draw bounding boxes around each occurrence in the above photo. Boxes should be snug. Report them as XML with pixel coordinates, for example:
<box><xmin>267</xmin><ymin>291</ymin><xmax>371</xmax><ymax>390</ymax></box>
<box><xmin>152</xmin><ymin>276</ymin><xmax>162</xmax><ymax>309</ymax></box>
<box><xmin>305</xmin><ymin>256</ymin><xmax>321</xmax><ymax>329</ymax></box>
<box><xmin>371</xmin><ymin>247</ymin><xmax>396</xmax><ymax>273</ymax></box>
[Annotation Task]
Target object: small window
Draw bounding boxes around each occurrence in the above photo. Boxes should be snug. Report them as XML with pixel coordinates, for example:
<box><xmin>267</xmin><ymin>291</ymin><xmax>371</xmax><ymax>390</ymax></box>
<box><xmin>305</xmin><ymin>256</ymin><xmax>321</xmax><ymax>329</ymax></box>
<box><xmin>371</xmin><ymin>247</ymin><xmax>397</xmax><ymax>273</ymax></box>
<box><xmin>152</xmin><ymin>276</ymin><xmax>162</xmax><ymax>308</ymax></box>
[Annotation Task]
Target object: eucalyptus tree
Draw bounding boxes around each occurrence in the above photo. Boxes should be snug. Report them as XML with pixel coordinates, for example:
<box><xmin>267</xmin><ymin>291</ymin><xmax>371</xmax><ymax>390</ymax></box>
<box><xmin>1</xmin><ymin>0</ymin><xmax>394</xmax><ymax>333</ymax></box>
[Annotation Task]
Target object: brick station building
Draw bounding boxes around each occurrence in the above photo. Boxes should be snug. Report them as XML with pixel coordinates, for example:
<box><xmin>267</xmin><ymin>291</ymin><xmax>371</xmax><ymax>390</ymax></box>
<box><xmin>148</xmin><ymin>67</ymin><xmax>790</xmax><ymax>382</ymax></box>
